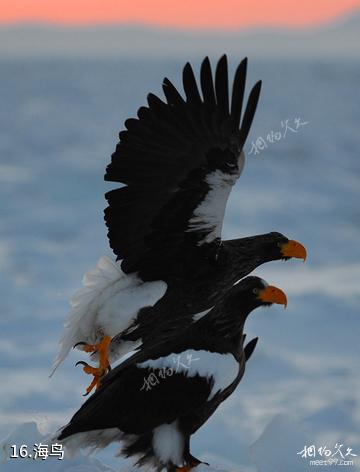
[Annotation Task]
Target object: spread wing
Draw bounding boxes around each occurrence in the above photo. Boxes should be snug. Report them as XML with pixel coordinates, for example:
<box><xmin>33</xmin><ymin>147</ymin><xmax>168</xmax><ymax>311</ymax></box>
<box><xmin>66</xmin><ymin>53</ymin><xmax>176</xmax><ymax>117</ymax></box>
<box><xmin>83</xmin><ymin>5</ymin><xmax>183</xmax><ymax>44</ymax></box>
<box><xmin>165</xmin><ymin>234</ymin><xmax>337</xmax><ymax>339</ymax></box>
<box><xmin>105</xmin><ymin>55</ymin><xmax>261</xmax><ymax>280</ymax></box>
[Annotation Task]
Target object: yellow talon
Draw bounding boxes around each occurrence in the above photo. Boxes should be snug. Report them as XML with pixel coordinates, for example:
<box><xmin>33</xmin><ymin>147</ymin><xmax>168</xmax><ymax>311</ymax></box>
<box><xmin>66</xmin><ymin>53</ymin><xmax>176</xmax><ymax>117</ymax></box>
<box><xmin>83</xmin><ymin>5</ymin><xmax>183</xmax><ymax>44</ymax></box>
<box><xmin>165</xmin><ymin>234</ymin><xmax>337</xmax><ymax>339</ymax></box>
<box><xmin>85</xmin><ymin>375</ymin><xmax>101</xmax><ymax>395</ymax></box>
<box><xmin>176</xmin><ymin>466</ymin><xmax>195</xmax><ymax>472</ymax></box>
<box><xmin>75</xmin><ymin>335</ymin><xmax>112</xmax><ymax>395</ymax></box>
<box><xmin>97</xmin><ymin>335</ymin><xmax>112</xmax><ymax>371</ymax></box>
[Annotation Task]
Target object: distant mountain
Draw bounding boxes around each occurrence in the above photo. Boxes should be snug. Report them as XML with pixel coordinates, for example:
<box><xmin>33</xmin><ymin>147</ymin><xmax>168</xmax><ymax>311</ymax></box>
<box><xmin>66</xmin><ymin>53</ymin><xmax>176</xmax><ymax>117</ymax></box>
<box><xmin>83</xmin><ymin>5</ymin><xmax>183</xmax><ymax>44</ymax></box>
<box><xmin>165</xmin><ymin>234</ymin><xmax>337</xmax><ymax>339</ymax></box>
<box><xmin>0</xmin><ymin>10</ymin><xmax>359</xmax><ymax>58</ymax></box>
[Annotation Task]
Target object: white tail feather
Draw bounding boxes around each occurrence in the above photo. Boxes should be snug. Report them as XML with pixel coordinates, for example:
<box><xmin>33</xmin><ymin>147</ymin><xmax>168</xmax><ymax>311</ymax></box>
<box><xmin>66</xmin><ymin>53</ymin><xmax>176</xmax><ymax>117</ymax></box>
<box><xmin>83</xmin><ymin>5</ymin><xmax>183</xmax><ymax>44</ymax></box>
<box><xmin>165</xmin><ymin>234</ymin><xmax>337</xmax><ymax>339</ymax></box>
<box><xmin>50</xmin><ymin>256</ymin><xmax>167</xmax><ymax>377</ymax></box>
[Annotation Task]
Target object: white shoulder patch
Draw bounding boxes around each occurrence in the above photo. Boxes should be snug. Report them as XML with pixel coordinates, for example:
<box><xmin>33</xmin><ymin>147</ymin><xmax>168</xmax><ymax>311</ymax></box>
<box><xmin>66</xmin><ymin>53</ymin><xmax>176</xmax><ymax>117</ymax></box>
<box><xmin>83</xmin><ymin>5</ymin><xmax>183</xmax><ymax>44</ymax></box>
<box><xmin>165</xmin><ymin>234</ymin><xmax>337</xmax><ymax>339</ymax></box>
<box><xmin>51</xmin><ymin>256</ymin><xmax>167</xmax><ymax>375</ymax></box>
<box><xmin>137</xmin><ymin>349</ymin><xmax>239</xmax><ymax>400</ymax></box>
<box><xmin>187</xmin><ymin>151</ymin><xmax>245</xmax><ymax>245</ymax></box>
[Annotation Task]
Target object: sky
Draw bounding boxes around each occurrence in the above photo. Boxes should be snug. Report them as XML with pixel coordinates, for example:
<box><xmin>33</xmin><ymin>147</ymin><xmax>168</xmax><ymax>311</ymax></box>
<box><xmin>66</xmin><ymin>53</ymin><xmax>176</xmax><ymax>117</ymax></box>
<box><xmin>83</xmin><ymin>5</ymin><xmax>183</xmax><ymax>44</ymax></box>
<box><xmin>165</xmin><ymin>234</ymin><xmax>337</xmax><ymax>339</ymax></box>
<box><xmin>0</xmin><ymin>0</ymin><xmax>359</xmax><ymax>29</ymax></box>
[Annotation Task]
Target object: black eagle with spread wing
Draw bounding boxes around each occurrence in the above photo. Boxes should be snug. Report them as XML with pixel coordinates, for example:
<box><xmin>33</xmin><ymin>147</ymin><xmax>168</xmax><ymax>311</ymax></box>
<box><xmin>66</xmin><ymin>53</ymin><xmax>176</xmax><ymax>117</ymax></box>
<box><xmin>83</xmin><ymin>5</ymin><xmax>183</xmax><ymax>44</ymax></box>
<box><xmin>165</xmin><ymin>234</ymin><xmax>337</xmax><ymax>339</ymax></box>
<box><xmin>105</xmin><ymin>55</ymin><xmax>261</xmax><ymax>280</ymax></box>
<box><xmin>52</xmin><ymin>56</ymin><xmax>306</xmax><ymax>397</ymax></box>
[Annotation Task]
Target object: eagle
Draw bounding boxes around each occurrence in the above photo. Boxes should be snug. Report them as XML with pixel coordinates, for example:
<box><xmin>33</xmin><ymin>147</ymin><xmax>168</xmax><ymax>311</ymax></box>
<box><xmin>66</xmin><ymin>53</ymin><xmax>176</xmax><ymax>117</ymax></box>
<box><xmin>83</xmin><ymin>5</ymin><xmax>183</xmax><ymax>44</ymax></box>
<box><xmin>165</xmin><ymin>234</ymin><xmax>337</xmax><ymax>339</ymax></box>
<box><xmin>56</xmin><ymin>277</ymin><xmax>288</xmax><ymax>471</ymax></box>
<box><xmin>51</xmin><ymin>56</ymin><xmax>306</xmax><ymax>394</ymax></box>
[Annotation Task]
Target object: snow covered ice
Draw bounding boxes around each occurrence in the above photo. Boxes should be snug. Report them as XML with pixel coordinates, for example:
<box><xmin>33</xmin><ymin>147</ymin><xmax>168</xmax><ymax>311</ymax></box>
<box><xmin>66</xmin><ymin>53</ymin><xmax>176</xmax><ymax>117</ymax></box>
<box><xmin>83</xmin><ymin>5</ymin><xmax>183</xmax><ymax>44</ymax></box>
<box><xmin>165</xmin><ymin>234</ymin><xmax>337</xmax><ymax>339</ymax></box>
<box><xmin>0</xmin><ymin>422</ymin><xmax>116</xmax><ymax>471</ymax></box>
<box><xmin>0</xmin><ymin>422</ymin><xmax>236</xmax><ymax>471</ymax></box>
<box><xmin>2</xmin><ymin>415</ymin><xmax>359</xmax><ymax>471</ymax></box>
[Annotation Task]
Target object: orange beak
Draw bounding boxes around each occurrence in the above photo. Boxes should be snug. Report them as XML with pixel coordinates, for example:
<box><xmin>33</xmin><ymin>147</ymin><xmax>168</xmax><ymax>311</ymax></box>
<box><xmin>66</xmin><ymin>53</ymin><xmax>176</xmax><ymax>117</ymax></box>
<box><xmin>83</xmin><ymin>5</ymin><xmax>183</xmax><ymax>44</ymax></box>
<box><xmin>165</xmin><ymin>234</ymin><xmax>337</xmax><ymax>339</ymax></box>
<box><xmin>280</xmin><ymin>240</ymin><xmax>307</xmax><ymax>261</ymax></box>
<box><xmin>257</xmin><ymin>285</ymin><xmax>288</xmax><ymax>309</ymax></box>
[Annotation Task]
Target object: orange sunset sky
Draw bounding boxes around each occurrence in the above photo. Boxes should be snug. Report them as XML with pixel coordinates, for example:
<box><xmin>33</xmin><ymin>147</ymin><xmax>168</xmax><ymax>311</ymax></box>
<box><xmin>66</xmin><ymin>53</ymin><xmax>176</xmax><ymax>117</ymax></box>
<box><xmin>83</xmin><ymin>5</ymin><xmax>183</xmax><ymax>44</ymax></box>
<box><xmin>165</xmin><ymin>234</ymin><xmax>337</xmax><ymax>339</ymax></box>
<box><xmin>0</xmin><ymin>0</ymin><xmax>359</xmax><ymax>29</ymax></box>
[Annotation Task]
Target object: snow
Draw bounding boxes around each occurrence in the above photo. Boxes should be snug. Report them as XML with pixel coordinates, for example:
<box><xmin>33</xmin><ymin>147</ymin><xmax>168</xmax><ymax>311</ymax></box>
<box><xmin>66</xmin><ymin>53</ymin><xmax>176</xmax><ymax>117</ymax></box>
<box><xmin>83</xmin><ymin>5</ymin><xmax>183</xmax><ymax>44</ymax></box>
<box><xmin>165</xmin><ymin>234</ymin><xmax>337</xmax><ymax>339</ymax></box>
<box><xmin>250</xmin><ymin>414</ymin><xmax>311</xmax><ymax>472</ymax></box>
<box><xmin>137</xmin><ymin>349</ymin><xmax>239</xmax><ymax>400</ymax></box>
<box><xmin>0</xmin><ymin>422</ymin><xmax>116</xmax><ymax>471</ymax></box>
<box><xmin>0</xmin><ymin>422</ymin><xmax>232</xmax><ymax>471</ymax></box>
<box><xmin>5</xmin><ymin>419</ymin><xmax>358</xmax><ymax>472</ymax></box>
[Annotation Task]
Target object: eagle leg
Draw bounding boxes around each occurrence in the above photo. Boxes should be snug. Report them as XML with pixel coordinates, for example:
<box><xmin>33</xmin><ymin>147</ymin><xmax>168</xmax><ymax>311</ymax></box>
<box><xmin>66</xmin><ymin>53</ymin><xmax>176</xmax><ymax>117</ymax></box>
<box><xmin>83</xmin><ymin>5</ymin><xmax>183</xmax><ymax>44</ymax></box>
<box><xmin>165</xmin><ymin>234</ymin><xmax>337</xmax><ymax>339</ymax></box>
<box><xmin>96</xmin><ymin>334</ymin><xmax>112</xmax><ymax>371</ymax></box>
<box><xmin>75</xmin><ymin>361</ymin><xmax>108</xmax><ymax>395</ymax></box>
<box><xmin>74</xmin><ymin>335</ymin><xmax>112</xmax><ymax>395</ymax></box>
<box><xmin>176</xmin><ymin>456</ymin><xmax>205</xmax><ymax>472</ymax></box>
<box><xmin>176</xmin><ymin>466</ymin><xmax>193</xmax><ymax>472</ymax></box>
<box><xmin>74</xmin><ymin>335</ymin><xmax>112</xmax><ymax>369</ymax></box>
<box><xmin>74</xmin><ymin>335</ymin><xmax>111</xmax><ymax>363</ymax></box>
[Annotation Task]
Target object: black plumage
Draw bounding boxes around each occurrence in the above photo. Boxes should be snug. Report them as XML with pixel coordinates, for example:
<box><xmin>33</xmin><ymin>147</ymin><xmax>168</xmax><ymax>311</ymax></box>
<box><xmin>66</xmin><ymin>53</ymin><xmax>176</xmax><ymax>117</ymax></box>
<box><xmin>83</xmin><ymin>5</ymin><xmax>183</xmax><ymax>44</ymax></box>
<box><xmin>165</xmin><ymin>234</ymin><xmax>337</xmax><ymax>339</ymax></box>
<box><xmin>57</xmin><ymin>277</ymin><xmax>287</xmax><ymax>471</ymax></box>
<box><xmin>103</xmin><ymin>55</ymin><xmax>306</xmax><ymax>355</ymax></box>
<box><xmin>112</xmin><ymin>232</ymin><xmax>304</xmax><ymax>353</ymax></box>
<box><xmin>105</xmin><ymin>55</ymin><xmax>262</xmax><ymax>279</ymax></box>
<box><xmin>52</xmin><ymin>56</ymin><xmax>306</xmax><ymax>395</ymax></box>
